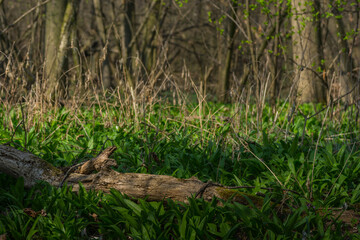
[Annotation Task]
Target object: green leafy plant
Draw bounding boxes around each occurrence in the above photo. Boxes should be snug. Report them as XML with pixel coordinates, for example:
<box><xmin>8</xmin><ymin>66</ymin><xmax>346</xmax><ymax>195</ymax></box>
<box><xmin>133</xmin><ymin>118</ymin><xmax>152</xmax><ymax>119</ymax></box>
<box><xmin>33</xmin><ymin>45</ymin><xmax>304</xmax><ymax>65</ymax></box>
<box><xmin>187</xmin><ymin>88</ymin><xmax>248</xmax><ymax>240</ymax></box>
<box><xmin>0</xmin><ymin>101</ymin><xmax>359</xmax><ymax>238</ymax></box>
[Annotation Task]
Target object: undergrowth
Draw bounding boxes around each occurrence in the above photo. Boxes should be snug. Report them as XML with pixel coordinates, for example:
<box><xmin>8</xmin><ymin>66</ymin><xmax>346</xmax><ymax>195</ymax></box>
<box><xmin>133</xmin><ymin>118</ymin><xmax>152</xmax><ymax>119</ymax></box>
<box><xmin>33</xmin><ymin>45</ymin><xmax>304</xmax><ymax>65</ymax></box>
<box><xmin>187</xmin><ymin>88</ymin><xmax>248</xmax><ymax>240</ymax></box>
<box><xmin>0</xmin><ymin>100</ymin><xmax>359</xmax><ymax>239</ymax></box>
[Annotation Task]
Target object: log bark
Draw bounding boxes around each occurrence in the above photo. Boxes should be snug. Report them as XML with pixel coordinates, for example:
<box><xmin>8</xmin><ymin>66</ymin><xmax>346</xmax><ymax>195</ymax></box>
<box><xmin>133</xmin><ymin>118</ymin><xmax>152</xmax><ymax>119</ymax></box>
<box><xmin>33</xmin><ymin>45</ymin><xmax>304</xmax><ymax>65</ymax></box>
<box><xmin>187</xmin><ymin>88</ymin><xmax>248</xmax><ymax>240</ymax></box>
<box><xmin>0</xmin><ymin>145</ymin><xmax>261</xmax><ymax>206</ymax></box>
<box><xmin>0</xmin><ymin>145</ymin><xmax>62</xmax><ymax>188</ymax></box>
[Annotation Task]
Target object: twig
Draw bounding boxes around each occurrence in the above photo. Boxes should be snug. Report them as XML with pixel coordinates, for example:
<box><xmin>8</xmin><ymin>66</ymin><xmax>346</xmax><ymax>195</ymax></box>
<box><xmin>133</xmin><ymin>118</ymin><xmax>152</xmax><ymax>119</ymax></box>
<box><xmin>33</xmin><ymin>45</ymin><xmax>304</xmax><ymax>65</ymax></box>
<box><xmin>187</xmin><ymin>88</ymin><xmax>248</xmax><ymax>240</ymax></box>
<box><xmin>58</xmin><ymin>146</ymin><xmax>117</xmax><ymax>188</ymax></box>
<box><xmin>58</xmin><ymin>162</ymin><xmax>85</xmax><ymax>188</ymax></box>
<box><xmin>2</xmin><ymin>0</ymin><xmax>51</xmax><ymax>33</ymax></box>
<box><xmin>195</xmin><ymin>181</ymin><xmax>302</xmax><ymax>199</ymax></box>
<box><xmin>195</xmin><ymin>181</ymin><xmax>222</xmax><ymax>198</ymax></box>
<box><xmin>224</xmin><ymin>185</ymin><xmax>302</xmax><ymax>196</ymax></box>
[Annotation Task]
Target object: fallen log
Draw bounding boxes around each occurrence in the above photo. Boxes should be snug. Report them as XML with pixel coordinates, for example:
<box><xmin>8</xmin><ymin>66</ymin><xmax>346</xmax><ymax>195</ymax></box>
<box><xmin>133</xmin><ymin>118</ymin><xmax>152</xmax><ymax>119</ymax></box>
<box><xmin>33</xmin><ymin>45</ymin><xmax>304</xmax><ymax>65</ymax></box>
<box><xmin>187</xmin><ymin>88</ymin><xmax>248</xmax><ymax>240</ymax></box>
<box><xmin>1</xmin><ymin>144</ymin><xmax>359</xmax><ymax>231</ymax></box>
<box><xmin>0</xmin><ymin>145</ymin><xmax>262</xmax><ymax>206</ymax></box>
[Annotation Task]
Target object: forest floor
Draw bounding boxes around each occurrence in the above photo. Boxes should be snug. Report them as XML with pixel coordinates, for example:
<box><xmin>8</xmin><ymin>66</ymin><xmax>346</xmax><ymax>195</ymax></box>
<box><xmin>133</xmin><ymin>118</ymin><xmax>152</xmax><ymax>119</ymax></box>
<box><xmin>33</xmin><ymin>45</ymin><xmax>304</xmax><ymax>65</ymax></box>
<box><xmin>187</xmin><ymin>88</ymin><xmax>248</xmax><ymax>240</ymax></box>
<box><xmin>0</xmin><ymin>99</ymin><xmax>359</xmax><ymax>239</ymax></box>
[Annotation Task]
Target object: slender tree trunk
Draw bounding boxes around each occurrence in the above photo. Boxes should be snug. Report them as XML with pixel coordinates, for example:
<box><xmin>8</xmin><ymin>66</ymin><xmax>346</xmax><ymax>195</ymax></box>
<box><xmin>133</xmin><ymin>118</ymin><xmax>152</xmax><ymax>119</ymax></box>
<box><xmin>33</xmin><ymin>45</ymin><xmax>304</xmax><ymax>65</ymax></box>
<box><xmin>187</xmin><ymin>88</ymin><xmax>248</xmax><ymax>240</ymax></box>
<box><xmin>0</xmin><ymin>1</ymin><xmax>11</xmax><ymax>81</ymax></box>
<box><xmin>218</xmin><ymin>1</ymin><xmax>237</xmax><ymax>103</ymax></box>
<box><xmin>292</xmin><ymin>0</ymin><xmax>326</xmax><ymax>103</ymax></box>
<box><xmin>26</xmin><ymin>0</ymin><xmax>41</xmax><ymax>89</ymax></box>
<box><xmin>71</xmin><ymin>21</ymin><xmax>82</xmax><ymax>91</ymax></box>
<box><xmin>239</xmin><ymin>12</ymin><xmax>287</xmax><ymax>94</ymax></box>
<box><xmin>120</xmin><ymin>0</ymin><xmax>136</xmax><ymax>90</ymax></box>
<box><xmin>93</xmin><ymin>0</ymin><xmax>111</xmax><ymax>89</ymax></box>
<box><xmin>245</xmin><ymin>0</ymin><xmax>264</xmax><ymax>131</ymax></box>
<box><xmin>269</xmin><ymin>3</ymin><xmax>282</xmax><ymax>108</ymax></box>
<box><xmin>141</xmin><ymin>0</ymin><xmax>161</xmax><ymax>75</ymax></box>
<box><xmin>330</xmin><ymin>1</ymin><xmax>358</xmax><ymax>103</ymax></box>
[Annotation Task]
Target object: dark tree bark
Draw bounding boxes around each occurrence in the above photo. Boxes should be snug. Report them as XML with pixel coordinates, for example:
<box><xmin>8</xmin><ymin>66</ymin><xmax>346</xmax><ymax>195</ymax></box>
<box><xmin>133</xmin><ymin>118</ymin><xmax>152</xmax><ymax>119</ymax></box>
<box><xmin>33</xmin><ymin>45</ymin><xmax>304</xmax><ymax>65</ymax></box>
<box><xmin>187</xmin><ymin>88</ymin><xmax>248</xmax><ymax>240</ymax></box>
<box><xmin>330</xmin><ymin>1</ymin><xmax>359</xmax><ymax>103</ymax></box>
<box><xmin>141</xmin><ymin>0</ymin><xmax>161</xmax><ymax>75</ymax></box>
<box><xmin>93</xmin><ymin>0</ymin><xmax>111</xmax><ymax>89</ymax></box>
<box><xmin>292</xmin><ymin>0</ymin><xmax>327</xmax><ymax>103</ymax></box>
<box><xmin>217</xmin><ymin>1</ymin><xmax>237</xmax><ymax>103</ymax></box>
<box><xmin>269</xmin><ymin>2</ymin><xmax>282</xmax><ymax>108</ymax></box>
<box><xmin>120</xmin><ymin>0</ymin><xmax>136</xmax><ymax>90</ymax></box>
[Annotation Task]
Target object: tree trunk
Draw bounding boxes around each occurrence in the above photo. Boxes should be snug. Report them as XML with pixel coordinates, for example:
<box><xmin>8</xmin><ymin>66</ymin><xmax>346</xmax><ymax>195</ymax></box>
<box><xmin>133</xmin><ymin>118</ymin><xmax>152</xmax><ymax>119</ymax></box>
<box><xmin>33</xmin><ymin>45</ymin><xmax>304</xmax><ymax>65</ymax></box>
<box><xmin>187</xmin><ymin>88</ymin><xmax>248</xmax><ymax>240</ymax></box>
<box><xmin>44</xmin><ymin>0</ymin><xmax>66</xmax><ymax>101</ymax></box>
<box><xmin>120</xmin><ymin>0</ymin><xmax>136</xmax><ymax>90</ymax></box>
<box><xmin>291</xmin><ymin>0</ymin><xmax>326</xmax><ymax>103</ymax></box>
<box><xmin>141</xmin><ymin>0</ymin><xmax>161</xmax><ymax>75</ymax></box>
<box><xmin>25</xmin><ymin>0</ymin><xmax>41</xmax><ymax>90</ymax></box>
<box><xmin>269</xmin><ymin>3</ymin><xmax>282</xmax><ymax>108</ymax></box>
<box><xmin>330</xmin><ymin>2</ymin><xmax>358</xmax><ymax>103</ymax></box>
<box><xmin>71</xmin><ymin>22</ymin><xmax>82</xmax><ymax>90</ymax></box>
<box><xmin>93</xmin><ymin>0</ymin><xmax>111</xmax><ymax>89</ymax></box>
<box><xmin>217</xmin><ymin>1</ymin><xmax>237</xmax><ymax>103</ymax></box>
<box><xmin>45</xmin><ymin>0</ymin><xmax>78</xmax><ymax>104</ymax></box>
<box><xmin>239</xmin><ymin>11</ymin><xmax>287</xmax><ymax>95</ymax></box>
